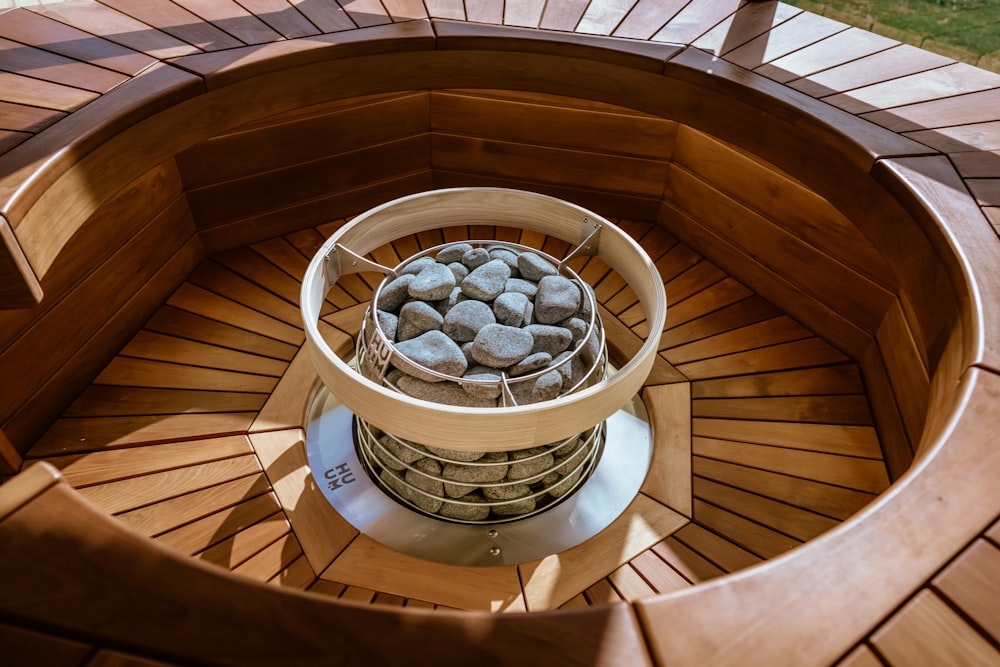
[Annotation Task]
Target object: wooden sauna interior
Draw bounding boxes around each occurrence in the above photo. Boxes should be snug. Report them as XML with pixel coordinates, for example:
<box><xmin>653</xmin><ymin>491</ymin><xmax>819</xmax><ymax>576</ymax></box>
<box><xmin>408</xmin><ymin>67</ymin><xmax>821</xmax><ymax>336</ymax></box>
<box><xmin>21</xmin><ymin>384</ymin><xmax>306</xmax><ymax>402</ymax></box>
<box><xmin>1</xmin><ymin>2</ymin><xmax>998</xmax><ymax>666</ymax></box>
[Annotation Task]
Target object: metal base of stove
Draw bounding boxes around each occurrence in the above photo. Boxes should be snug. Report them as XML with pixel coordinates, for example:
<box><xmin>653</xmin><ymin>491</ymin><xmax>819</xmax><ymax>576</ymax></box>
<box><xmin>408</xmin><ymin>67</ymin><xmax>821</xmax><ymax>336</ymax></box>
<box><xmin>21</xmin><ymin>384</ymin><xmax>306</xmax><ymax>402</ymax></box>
<box><xmin>305</xmin><ymin>387</ymin><xmax>654</xmax><ymax>566</ymax></box>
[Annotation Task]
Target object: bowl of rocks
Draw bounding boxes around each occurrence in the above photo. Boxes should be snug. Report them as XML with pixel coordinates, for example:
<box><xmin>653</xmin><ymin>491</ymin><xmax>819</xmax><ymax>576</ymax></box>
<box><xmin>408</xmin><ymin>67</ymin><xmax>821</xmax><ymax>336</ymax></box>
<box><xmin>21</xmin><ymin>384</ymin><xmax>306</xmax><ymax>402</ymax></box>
<box><xmin>301</xmin><ymin>188</ymin><xmax>666</xmax><ymax>456</ymax></box>
<box><xmin>353</xmin><ymin>238</ymin><xmax>608</xmax><ymax>522</ymax></box>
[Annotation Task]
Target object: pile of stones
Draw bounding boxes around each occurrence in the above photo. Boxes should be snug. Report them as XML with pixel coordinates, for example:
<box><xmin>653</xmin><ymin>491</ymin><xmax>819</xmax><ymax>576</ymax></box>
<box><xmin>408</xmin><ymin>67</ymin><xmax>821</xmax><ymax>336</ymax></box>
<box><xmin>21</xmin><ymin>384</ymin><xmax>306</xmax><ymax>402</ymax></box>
<box><xmin>361</xmin><ymin>422</ymin><xmax>599</xmax><ymax>522</ymax></box>
<box><xmin>356</xmin><ymin>241</ymin><xmax>605</xmax><ymax>523</ymax></box>
<box><xmin>369</xmin><ymin>241</ymin><xmax>600</xmax><ymax>406</ymax></box>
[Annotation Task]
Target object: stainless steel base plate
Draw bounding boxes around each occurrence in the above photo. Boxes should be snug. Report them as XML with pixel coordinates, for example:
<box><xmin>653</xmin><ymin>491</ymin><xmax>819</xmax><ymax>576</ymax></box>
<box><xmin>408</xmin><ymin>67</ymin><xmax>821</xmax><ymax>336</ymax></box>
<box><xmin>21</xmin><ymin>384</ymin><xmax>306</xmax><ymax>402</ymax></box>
<box><xmin>305</xmin><ymin>387</ymin><xmax>654</xmax><ymax>566</ymax></box>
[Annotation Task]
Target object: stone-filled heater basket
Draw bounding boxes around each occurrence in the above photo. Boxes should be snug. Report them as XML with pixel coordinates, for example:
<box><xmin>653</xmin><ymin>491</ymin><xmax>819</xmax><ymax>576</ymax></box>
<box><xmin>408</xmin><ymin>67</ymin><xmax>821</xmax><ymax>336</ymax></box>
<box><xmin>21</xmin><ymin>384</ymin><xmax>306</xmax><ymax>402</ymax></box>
<box><xmin>301</xmin><ymin>189</ymin><xmax>668</xmax><ymax>511</ymax></box>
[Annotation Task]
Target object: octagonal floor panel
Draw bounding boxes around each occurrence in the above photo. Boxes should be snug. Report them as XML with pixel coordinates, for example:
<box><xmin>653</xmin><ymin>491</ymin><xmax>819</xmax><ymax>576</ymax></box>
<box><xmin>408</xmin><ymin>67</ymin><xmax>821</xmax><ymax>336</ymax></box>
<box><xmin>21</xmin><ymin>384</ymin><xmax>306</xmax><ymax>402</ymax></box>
<box><xmin>25</xmin><ymin>217</ymin><xmax>889</xmax><ymax>611</ymax></box>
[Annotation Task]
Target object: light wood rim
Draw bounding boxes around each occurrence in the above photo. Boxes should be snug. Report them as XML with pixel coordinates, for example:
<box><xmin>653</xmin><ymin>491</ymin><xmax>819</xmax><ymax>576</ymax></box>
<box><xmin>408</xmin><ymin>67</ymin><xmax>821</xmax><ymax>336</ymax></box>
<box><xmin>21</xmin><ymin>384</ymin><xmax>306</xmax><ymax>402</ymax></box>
<box><xmin>301</xmin><ymin>187</ymin><xmax>667</xmax><ymax>450</ymax></box>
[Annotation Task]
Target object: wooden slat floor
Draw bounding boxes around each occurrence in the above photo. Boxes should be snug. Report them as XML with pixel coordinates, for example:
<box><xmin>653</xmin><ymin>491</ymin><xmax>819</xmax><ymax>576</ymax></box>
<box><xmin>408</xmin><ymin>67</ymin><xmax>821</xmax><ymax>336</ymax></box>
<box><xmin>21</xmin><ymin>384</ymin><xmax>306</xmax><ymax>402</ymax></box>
<box><xmin>26</xmin><ymin>218</ymin><xmax>890</xmax><ymax>610</ymax></box>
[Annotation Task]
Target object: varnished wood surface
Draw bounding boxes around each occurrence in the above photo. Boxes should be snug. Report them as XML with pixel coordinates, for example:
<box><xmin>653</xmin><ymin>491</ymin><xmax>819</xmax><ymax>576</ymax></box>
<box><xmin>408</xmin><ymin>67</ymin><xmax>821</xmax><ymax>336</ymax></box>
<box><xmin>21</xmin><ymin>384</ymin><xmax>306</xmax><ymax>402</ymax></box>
<box><xmin>24</xmin><ymin>225</ymin><xmax>889</xmax><ymax>613</ymax></box>
<box><xmin>0</xmin><ymin>1</ymin><xmax>998</xmax><ymax>666</ymax></box>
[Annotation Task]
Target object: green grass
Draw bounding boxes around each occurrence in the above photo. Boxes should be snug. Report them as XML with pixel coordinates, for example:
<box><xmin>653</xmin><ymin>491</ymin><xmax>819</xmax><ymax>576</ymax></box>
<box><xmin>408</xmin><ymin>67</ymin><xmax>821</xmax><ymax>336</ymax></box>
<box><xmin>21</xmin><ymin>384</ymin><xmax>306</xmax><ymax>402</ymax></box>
<box><xmin>785</xmin><ymin>0</ymin><xmax>1000</xmax><ymax>56</ymax></box>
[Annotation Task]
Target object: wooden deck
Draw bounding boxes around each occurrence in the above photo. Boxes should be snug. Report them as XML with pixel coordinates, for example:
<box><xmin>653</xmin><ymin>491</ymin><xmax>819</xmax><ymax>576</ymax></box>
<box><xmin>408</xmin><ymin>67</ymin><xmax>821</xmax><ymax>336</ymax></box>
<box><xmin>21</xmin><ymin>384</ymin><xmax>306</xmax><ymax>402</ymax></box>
<box><xmin>1</xmin><ymin>1</ymin><xmax>999</xmax><ymax>666</ymax></box>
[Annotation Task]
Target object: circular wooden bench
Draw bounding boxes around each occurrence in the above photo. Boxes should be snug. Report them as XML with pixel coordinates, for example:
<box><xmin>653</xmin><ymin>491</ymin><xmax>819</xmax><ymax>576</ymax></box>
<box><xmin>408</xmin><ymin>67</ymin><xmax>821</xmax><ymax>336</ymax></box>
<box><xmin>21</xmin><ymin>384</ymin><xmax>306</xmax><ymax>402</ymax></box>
<box><xmin>1</xmin><ymin>5</ymin><xmax>998</xmax><ymax>666</ymax></box>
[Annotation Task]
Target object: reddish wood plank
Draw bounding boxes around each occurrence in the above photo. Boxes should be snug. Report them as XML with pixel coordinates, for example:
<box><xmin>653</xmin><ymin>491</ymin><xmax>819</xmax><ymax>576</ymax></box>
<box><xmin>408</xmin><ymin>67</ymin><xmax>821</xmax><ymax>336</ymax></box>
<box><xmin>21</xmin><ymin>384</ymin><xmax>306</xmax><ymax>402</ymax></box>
<box><xmin>226</xmin><ymin>0</ymin><xmax>320</xmax><ymax>38</ymax></box>
<box><xmin>0</xmin><ymin>99</ymin><xmax>65</xmax><ymax>133</ymax></box>
<box><xmin>789</xmin><ymin>44</ymin><xmax>952</xmax><ymax>99</ymax></box>
<box><xmin>756</xmin><ymin>27</ymin><xmax>895</xmax><ymax>84</ymax></box>
<box><xmin>0</xmin><ymin>36</ymin><xmax>128</xmax><ymax>93</ymax></box>
<box><xmin>65</xmin><ymin>386</ymin><xmax>266</xmax><ymax>417</ymax></box>
<box><xmin>0</xmin><ymin>70</ymin><xmax>98</xmax><ymax>111</ymax></box>
<box><xmin>95</xmin><ymin>0</ymin><xmax>246</xmax><ymax>51</ymax></box>
<box><xmin>613</xmin><ymin>0</ymin><xmax>689</xmax><ymax>40</ymax></box>
<box><xmin>0</xmin><ymin>7</ymin><xmax>156</xmax><ymax>74</ymax></box>
<box><xmin>27</xmin><ymin>2</ymin><xmax>200</xmax><ymax>60</ymax></box>
<box><xmin>725</xmin><ymin>11</ymin><xmax>847</xmax><ymax>70</ymax></box>
<box><xmin>932</xmin><ymin>539</ymin><xmax>1000</xmax><ymax>643</ymax></box>
<box><xmin>651</xmin><ymin>0</ymin><xmax>743</xmax><ymax>46</ymax></box>
<box><xmin>692</xmin><ymin>1</ymin><xmax>801</xmax><ymax>57</ymax></box>
<box><xmin>334</xmin><ymin>0</ymin><xmax>391</xmax><ymax>28</ymax></box>
<box><xmin>155</xmin><ymin>492</ymin><xmax>282</xmax><ymax>556</ymax></box>
<box><xmin>171</xmin><ymin>0</ymin><xmax>284</xmax><ymax>44</ymax></box>
<box><xmin>576</xmin><ymin>0</ymin><xmax>640</xmax><ymax>36</ymax></box>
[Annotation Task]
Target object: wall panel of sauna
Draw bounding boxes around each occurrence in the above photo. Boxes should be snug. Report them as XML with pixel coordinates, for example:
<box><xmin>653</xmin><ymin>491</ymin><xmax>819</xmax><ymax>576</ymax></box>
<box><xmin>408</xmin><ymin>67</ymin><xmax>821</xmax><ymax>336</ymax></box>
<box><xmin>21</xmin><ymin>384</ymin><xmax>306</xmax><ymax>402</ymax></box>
<box><xmin>0</xmin><ymin>160</ymin><xmax>200</xmax><ymax>459</ymax></box>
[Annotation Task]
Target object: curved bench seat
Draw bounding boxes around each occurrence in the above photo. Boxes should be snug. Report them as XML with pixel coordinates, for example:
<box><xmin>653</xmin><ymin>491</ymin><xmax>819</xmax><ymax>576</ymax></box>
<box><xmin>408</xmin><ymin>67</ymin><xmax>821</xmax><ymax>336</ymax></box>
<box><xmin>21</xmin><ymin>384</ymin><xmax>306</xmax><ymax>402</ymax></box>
<box><xmin>1</xmin><ymin>2</ymin><xmax>999</xmax><ymax>665</ymax></box>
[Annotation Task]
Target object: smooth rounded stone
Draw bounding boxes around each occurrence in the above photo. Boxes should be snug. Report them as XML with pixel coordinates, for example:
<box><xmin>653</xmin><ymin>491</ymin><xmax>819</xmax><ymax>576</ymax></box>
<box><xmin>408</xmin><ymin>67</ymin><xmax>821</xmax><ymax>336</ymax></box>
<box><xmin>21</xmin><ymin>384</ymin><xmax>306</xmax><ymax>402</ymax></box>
<box><xmin>470</xmin><ymin>323</ymin><xmax>534</xmax><ymax>368</ymax></box>
<box><xmin>439</xmin><ymin>493</ymin><xmax>491</xmax><ymax>521</ymax></box>
<box><xmin>443</xmin><ymin>451</ymin><xmax>508</xmax><ymax>485</ymax></box>
<box><xmin>396</xmin><ymin>301</ymin><xmax>444</xmax><ymax>342</ymax></box>
<box><xmin>443</xmin><ymin>299</ymin><xmax>496</xmax><ymax>342</ymax></box>
<box><xmin>511</xmin><ymin>370</ymin><xmax>563</xmax><ymax>404</ymax></box>
<box><xmin>461</xmin><ymin>341</ymin><xmax>476</xmax><ymax>366</ymax></box>
<box><xmin>508</xmin><ymin>447</ymin><xmax>555</xmax><ymax>481</ymax></box>
<box><xmin>560</xmin><ymin>316</ymin><xmax>589</xmax><ymax>343</ymax></box>
<box><xmin>436</xmin><ymin>243</ymin><xmax>473</xmax><ymax>264</ymax></box>
<box><xmin>548</xmin><ymin>469</ymin><xmax>583</xmax><ymax>499</ymax></box>
<box><xmin>381</xmin><ymin>468</ymin><xmax>442</xmax><ymax>514</ymax></box>
<box><xmin>409</xmin><ymin>262</ymin><xmax>456</xmax><ymax>301</ymax></box>
<box><xmin>550</xmin><ymin>351</ymin><xmax>587</xmax><ymax>391</ymax></box>
<box><xmin>400</xmin><ymin>257</ymin><xmax>436</xmax><ymax>276</ymax></box>
<box><xmin>493</xmin><ymin>291</ymin><xmax>529</xmax><ymax>327</ymax></box>
<box><xmin>576</xmin><ymin>281</ymin><xmax>596</xmax><ymax>322</ymax></box>
<box><xmin>377</xmin><ymin>273</ymin><xmax>415</xmax><ymax>312</ymax></box>
<box><xmin>534</xmin><ymin>275</ymin><xmax>581</xmax><ymax>324</ymax></box>
<box><xmin>583</xmin><ymin>328</ymin><xmax>602</xmax><ymax>366</ymax></box>
<box><xmin>484</xmin><ymin>483</ymin><xmax>536</xmax><ymax>516</ymax></box>
<box><xmin>553</xmin><ymin>434</ymin><xmax>584</xmax><ymax>458</ymax></box>
<box><xmin>373</xmin><ymin>434</ymin><xmax>426</xmax><ymax>472</ymax></box>
<box><xmin>435</xmin><ymin>286</ymin><xmax>466</xmax><ymax>315</ymax></box>
<box><xmin>461</xmin><ymin>247</ymin><xmax>490</xmax><ymax>270</ymax></box>
<box><xmin>526</xmin><ymin>324</ymin><xmax>573</xmax><ymax>356</ymax></box>
<box><xmin>442</xmin><ymin>479</ymin><xmax>479</xmax><ymax>499</ymax></box>
<box><xmin>554</xmin><ymin>444</ymin><xmax>590</xmax><ymax>476</ymax></box>
<box><xmin>424</xmin><ymin>445</ymin><xmax>486</xmax><ymax>463</ymax></box>
<box><xmin>459</xmin><ymin>366</ymin><xmax>502</xmax><ymax>399</ymax></box>
<box><xmin>540</xmin><ymin>471</ymin><xmax>561</xmax><ymax>489</ymax></box>
<box><xmin>394</xmin><ymin>330</ymin><xmax>467</xmax><ymax>381</ymax></box>
<box><xmin>376</xmin><ymin>310</ymin><xmax>398</xmax><ymax>342</ymax></box>
<box><xmin>384</xmin><ymin>368</ymin><xmax>407</xmax><ymax>388</ymax></box>
<box><xmin>405</xmin><ymin>458</ymin><xmax>445</xmax><ymax>512</ymax></box>
<box><xmin>505</xmin><ymin>278</ymin><xmax>538</xmax><ymax>299</ymax></box>
<box><xmin>448</xmin><ymin>261</ymin><xmax>469</xmax><ymax>283</ymax></box>
<box><xmin>517</xmin><ymin>251</ymin><xmax>557</xmax><ymax>282</ymax></box>
<box><xmin>396</xmin><ymin>375</ymin><xmax>496</xmax><ymax>407</ymax></box>
<box><xmin>488</xmin><ymin>247</ymin><xmax>520</xmax><ymax>277</ymax></box>
<box><xmin>460</xmin><ymin>259</ymin><xmax>510</xmax><ymax>301</ymax></box>
<box><xmin>523</xmin><ymin>300</ymin><xmax>534</xmax><ymax>326</ymax></box>
<box><xmin>508</xmin><ymin>352</ymin><xmax>552</xmax><ymax>377</ymax></box>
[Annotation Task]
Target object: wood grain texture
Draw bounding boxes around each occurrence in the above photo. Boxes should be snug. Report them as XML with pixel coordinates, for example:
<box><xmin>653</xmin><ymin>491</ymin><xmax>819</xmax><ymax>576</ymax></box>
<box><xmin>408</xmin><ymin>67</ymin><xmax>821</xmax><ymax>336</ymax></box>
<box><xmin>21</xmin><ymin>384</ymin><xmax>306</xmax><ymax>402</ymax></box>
<box><xmin>640</xmin><ymin>383</ymin><xmax>691</xmax><ymax>516</ymax></box>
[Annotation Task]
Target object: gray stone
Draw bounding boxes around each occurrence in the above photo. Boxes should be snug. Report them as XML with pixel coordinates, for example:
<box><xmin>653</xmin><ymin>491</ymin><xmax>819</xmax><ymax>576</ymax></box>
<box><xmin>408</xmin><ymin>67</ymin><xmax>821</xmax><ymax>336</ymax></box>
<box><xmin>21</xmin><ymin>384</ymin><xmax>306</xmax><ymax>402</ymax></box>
<box><xmin>461</xmin><ymin>341</ymin><xmax>476</xmax><ymax>365</ymax></box>
<box><xmin>373</xmin><ymin>434</ymin><xmax>426</xmax><ymax>471</ymax></box>
<box><xmin>576</xmin><ymin>281</ymin><xmax>596</xmax><ymax>322</ymax></box>
<box><xmin>442</xmin><ymin>479</ymin><xmax>479</xmax><ymax>499</ymax></box>
<box><xmin>405</xmin><ymin>458</ymin><xmax>445</xmax><ymax>510</ymax></box>
<box><xmin>553</xmin><ymin>434</ymin><xmax>584</xmax><ymax>458</ymax></box>
<box><xmin>377</xmin><ymin>273</ymin><xmax>415</xmax><ymax>312</ymax></box>
<box><xmin>550</xmin><ymin>351</ymin><xmax>588</xmax><ymax>392</ymax></box>
<box><xmin>549</xmin><ymin>469</ymin><xmax>583</xmax><ymax>499</ymax></box>
<box><xmin>560</xmin><ymin>316</ymin><xmax>589</xmax><ymax>343</ymax></box>
<box><xmin>508</xmin><ymin>352</ymin><xmax>552</xmax><ymax>377</ymax></box>
<box><xmin>393</xmin><ymin>330</ymin><xmax>467</xmax><ymax>381</ymax></box>
<box><xmin>435</xmin><ymin>286</ymin><xmax>466</xmax><ymax>315</ymax></box>
<box><xmin>460</xmin><ymin>259</ymin><xmax>510</xmax><ymax>301</ymax></box>
<box><xmin>504</xmin><ymin>278</ymin><xmax>537</xmax><ymax>299</ymax></box>
<box><xmin>511</xmin><ymin>370</ymin><xmax>563</xmax><ymax>404</ymax></box>
<box><xmin>396</xmin><ymin>301</ymin><xmax>443</xmax><ymax>342</ymax></box>
<box><xmin>488</xmin><ymin>247</ymin><xmax>520</xmax><ymax>277</ymax></box>
<box><xmin>526</xmin><ymin>324</ymin><xmax>573</xmax><ymax>356</ymax></box>
<box><xmin>381</xmin><ymin>466</ymin><xmax>442</xmax><ymax>514</ymax></box>
<box><xmin>484</xmin><ymin>483</ymin><xmax>536</xmax><ymax>516</ymax></box>
<box><xmin>508</xmin><ymin>447</ymin><xmax>554</xmax><ymax>481</ymax></box>
<box><xmin>534</xmin><ymin>275</ymin><xmax>581</xmax><ymax>324</ymax></box>
<box><xmin>460</xmin><ymin>366</ymin><xmax>502</xmax><ymax>399</ymax></box>
<box><xmin>400</xmin><ymin>257</ymin><xmax>436</xmax><ymax>276</ymax></box>
<box><xmin>376</xmin><ymin>310</ymin><xmax>398</xmax><ymax>342</ymax></box>
<box><xmin>523</xmin><ymin>299</ymin><xmax>534</xmax><ymax>325</ymax></box>
<box><xmin>439</xmin><ymin>493</ymin><xmax>491</xmax><ymax>521</ymax></box>
<box><xmin>409</xmin><ymin>262</ymin><xmax>456</xmax><ymax>301</ymax></box>
<box><xmin>436</xmin><ymin>243</ymin><xmax>473</xmax><ymax>264</ymax></box>
<box><xmin>425</xmin><ymin>445</ymin><xmax>486</xmax><ymax>463</ymax></box>
<box><xmin>470</xmin><ymin>324</ymin><xmax>534</xmax><ymax>368</ymax></box>
<box><xmin>517</xmin><ymin>251</ymin><xmax>557</xmax><ymax>282</ymax></box>
<box><xmin>443</xmin><ymin>452</ymin><xmax>508</xmax><ymax>487</ymax></box>
<box><xmin>443</xmin><ymin>299</ymin><xmax>496</xmax><ymax>342</ymax></box>
<box><xmin>461</xmin><ymin>247</ymin><xmax>490</xmax><ymax>270</ymax></box>
<box><xmin>447</xmin><ymin>261</ymin><xmax>469</xmax><ymax>283</ymax></box>
<box><xmin>493</xmin><ymin>291</ymin><xmax>529</xmax><ymax>327</ymax></box>
<box><xmin>396</xmin><ymin>375</ymin><xmax>496</xmax><ymax>407</ymax></box>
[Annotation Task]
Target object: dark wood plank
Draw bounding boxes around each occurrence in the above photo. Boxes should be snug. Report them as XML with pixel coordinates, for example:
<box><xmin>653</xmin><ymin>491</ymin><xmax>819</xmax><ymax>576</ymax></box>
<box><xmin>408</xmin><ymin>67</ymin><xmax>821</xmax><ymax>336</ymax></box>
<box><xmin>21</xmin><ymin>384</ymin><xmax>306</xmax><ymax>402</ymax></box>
<box><xmin>145</xmin><ymin>305</ymin><xmax>298</xmax><ymax>361</ymax></box>
<box><xmin>691</xmin><ymin>364</ymin><xmax>865</xmax><ymax>398</ymax></box>
<box><xmin>0</xmin><ymin>35</ymin><xmax>129</xmax><ymax>93</ymax></box>
<box><xmin>0</xmin><ymin>70</ymin><xmax>98</xmax><ymax>111</ymax></box>
<box><xmin>693</xmin><ymin>418</ymin><xmax>882</xmax><ymax>458</ymax></box>
<box><xmin>662</xmin><ymin>315</ymin><xmax>811</xmax><ymax>365</ymax></box>
<box><xmin>95</xmin><ymin>0</ymin><xmax>246</xmax><ymax>51</ymax></box>
<box><xmin>287</xmin><ymin>0</ymin><xmax>357</xmax><ymax>32</ymax></box>
<box><xmin>222</xmin><ymin>0</ymin><xmax>320</xmax><ymax>39</ymax></box>
<box><xmin>789</xmin><ymin>44</ymin><xmax>952</xmax><ymax>98</ymax></box>
<box><xmin>119</xmin><ymin>331</ymin><xmax>288</xmax><ymax>376</ymax></box>
<box><xmin>65</xmin><ymin>386</ymin><xmax>266</xmax><ymax>417</ymax></box>
<box><xmin>171</xmin><ymin>0</ymin><xmax>285</xmax><ymax>44</ymax></box>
